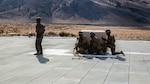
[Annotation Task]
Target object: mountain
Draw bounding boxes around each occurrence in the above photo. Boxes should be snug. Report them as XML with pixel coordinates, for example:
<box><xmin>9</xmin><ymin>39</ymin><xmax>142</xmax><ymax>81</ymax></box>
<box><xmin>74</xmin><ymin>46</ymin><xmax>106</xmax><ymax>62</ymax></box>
<box><xmin>0</xmin><ymin>0</ymin><xmax>150</xmax><ymax>25</ymax></box>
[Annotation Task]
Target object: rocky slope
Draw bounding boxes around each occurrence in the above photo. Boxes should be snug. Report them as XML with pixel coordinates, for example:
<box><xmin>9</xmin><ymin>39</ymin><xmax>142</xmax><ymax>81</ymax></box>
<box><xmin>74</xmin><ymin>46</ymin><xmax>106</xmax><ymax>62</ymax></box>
<box><xmin>0</xmin><ymin>0</ymin><xmax>150</xmax><ymax>25</ymax></box>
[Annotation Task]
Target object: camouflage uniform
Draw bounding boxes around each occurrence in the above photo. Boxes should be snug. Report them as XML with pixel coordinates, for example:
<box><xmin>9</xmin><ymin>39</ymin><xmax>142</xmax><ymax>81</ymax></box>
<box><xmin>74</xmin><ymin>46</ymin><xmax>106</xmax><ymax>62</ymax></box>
<box><xmin>105</xmin><ymin>30</ymin><xmax>125</xmax><ymax>56</ymax></box>
<box><xmin>89</xmin><ymin>32</ymin><xmax>104</xmax><ymax>55</ymax></box>
<box><xmin>106</xmin><ymin>35</ymin><xmax>116</xmax><ymax>55</ymax></box>
<box><xmin>34</xmin><ymin>18</ymin><xmax>45</xmax><ymax>55</ymax></box>
<box><xmin>76</xmin><ymin>32</ymin><xmax>89</xmax><ymax>54</ymax></box>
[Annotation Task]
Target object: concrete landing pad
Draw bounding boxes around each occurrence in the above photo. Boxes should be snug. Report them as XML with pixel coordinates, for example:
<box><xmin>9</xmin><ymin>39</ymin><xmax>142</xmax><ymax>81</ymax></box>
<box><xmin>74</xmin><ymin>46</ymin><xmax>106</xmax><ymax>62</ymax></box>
<box><xmin>0</xmin><ymin>37</ymin><xmax>150</xmax><ymax>84</ymax></box>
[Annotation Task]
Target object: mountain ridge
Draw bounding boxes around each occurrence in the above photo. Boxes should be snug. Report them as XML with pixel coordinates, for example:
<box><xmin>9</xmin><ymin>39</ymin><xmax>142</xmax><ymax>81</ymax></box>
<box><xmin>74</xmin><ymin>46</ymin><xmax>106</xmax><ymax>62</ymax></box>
<box><xmin>0</xmin><ymin>0</ymin><xmax>150</xmax><ymax>25</ymax></box>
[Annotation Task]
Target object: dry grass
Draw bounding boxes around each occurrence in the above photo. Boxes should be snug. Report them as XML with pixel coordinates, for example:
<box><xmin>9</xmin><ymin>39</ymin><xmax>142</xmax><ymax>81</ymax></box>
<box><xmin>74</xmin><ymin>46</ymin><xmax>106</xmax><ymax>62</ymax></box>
<box><xmin>0</xmin><ymin>23</ymin><xmax>150</xmax><ymax>40</ymax></box>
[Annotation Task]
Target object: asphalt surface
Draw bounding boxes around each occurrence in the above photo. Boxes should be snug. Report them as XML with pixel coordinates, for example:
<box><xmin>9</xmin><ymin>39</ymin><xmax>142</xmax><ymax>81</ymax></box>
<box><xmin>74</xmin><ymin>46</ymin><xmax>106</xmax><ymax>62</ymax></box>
<box><xmin>0</xmin><ymin>36</ymin><xmax>150</xmax><ymax>84</ymax></box>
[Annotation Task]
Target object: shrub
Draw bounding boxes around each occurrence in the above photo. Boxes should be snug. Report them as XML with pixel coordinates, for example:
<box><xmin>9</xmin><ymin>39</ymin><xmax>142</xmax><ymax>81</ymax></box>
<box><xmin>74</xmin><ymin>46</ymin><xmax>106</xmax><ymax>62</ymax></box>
<box><xmin>0</xmin><ymin>29</ymin><xmax>3</xmax><ymax>34</ymax></box>
<box><xmin>47</xmin><ymin>32</ymin><xmax>57</xmax><ymax>36</ymax></box>
<box><xmin>59</xmin><ymin>32</ymin><xmax>76</xmax><ymax>37</ymax></box>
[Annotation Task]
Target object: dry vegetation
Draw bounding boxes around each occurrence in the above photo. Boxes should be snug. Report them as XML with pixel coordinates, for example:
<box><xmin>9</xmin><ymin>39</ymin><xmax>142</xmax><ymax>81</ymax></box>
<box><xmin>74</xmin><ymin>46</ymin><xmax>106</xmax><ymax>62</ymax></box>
<box><xmin>0</xmin><ymin>22</ymin><xmax>150</xmax><ymax>40</ymax></box>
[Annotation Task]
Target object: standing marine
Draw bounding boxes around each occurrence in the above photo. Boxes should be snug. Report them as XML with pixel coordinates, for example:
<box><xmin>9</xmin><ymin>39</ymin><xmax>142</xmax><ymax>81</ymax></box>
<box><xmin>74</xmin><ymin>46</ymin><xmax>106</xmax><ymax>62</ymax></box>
<box><xmin>34</xmin><ymin>18</ymin><xmax>45</xmax><ymax>55</ymax></box>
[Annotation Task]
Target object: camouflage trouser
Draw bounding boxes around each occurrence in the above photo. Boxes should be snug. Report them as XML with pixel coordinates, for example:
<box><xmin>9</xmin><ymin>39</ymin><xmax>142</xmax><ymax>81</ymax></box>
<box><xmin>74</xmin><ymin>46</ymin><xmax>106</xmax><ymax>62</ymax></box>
<box><xmin>88</xmin><ymin>46</ymin><xmax>98</xmax><ymax>55</ymax></box>
<box><xmin>77</xmin><ymin>47</ymin><xmax>88</xmax><ymax>54</ymax></box>
<box><xmin>89</xmin><ymin>47</ymin><xmax>106</xmax><ymax>55</ymax></box>
<box><xmin>35</xmin><ymin>34</ymin><xmax>43</xmax><ymax>54</ymax></box>
<box><xmin>107</xmin><ymin>44</ymin><xmax>120</xmax><ymax>55</ymax></box>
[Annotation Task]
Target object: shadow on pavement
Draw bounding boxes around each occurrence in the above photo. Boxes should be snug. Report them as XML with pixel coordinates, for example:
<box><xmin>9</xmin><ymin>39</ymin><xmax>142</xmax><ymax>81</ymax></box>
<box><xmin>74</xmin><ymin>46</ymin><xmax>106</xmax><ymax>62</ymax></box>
<box><xmin>36</xmin><ymin>55</ymin><xmax>49</xmax><ymax>64</ymax></box>
<box><xmin>116</xmin><ymin>56</ymin><xmax>126</xmax><ymax>61</ymax></box>
<box><xmin>83</xmin><ymin>56</ymin><xmax>94</xmax><ymax>59</ymax></box>
<box><xmin>95</xmin><ymin>56</ymin><xmax>126</xmax><ymax>61</ymax></box>
<box><xmin>96</xmin><ymin>57</ymin><xmax>108</xmax><ymax>60</ymax></box>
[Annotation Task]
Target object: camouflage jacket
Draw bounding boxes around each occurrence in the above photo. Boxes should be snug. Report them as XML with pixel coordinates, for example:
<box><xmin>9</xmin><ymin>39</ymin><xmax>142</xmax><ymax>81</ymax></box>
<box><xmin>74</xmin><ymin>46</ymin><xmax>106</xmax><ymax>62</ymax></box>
<box><xmin>36</xmin><ymin>23</ymin><xmax>45</xmax><ymax>35</ymax></box>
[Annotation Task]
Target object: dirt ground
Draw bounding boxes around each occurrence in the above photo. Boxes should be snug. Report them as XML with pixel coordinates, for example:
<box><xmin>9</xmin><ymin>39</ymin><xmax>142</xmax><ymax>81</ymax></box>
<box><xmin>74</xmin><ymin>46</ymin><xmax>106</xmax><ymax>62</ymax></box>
<box><xmin>0</xmin><ymin>23</ymin><xmax>150</xmax><ymax>40</ymax></box>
